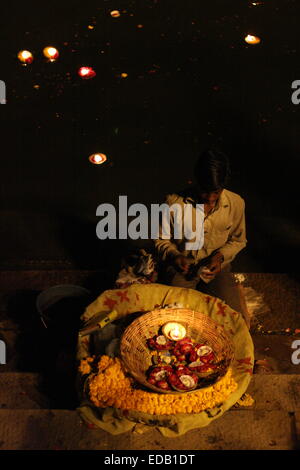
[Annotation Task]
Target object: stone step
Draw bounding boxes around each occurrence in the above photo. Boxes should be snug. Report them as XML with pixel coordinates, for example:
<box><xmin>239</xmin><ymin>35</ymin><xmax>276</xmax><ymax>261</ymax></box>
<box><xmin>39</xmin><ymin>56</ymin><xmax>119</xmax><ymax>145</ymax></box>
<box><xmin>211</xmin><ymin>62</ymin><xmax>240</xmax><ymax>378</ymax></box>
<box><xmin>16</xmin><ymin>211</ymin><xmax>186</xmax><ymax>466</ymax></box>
<box><xmin>0</xmin><ymin>270</ymin><xmax>107</xmax><ymax>293</ymax></box>
<box><xmin>0</xmin><ymin>372</ymin><xmax>50</xmax><ymax>409</ymax></box>
<box><xmin>0</xmin><ymin>408</ymin><xmax>298</xmax><ymax>450</ymax></box>
<box><xmin>252</xmin><ymin>334</ymin><xmax>300</xmax><ymax>374</ymax></box>
<box><xmin>0</xmin><ymin>409</ymin><xmax>86</xmax><ymax>450</ymax></box>
<box><xmin>239</xmin><ymin>374</ymin><xmax>300</xmax><ymax>411</ymax></box>
<box><xmin>0</xmin><ymin>374</ymin><xmax>299</xmax><ymax>450</ymax></box>
<box><xmin>1</xmin><ymin>372</ymin><xmax>300</xmax><ymax>413</ymax></box>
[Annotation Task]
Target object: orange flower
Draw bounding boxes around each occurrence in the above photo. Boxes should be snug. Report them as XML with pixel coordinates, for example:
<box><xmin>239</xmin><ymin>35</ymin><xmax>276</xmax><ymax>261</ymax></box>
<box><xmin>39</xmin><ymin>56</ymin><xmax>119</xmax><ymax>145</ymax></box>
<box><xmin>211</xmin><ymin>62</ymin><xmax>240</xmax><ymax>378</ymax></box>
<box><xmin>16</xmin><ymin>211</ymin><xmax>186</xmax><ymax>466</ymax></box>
<box><xmin>88</xmin><ymin>356</ymin><xmax>237</xmax><ymax>415</ymax></box>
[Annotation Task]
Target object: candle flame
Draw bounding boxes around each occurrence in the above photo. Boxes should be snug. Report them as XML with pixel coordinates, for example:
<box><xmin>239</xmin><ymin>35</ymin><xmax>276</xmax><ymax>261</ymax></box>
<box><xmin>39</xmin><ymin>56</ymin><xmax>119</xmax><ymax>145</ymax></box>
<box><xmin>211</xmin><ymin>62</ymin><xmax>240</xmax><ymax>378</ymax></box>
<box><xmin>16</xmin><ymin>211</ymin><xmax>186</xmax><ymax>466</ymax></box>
<box><xmin>162</xmin><ymin>322</ymin><xmax>186</xmax><ymax>340</ymax></box>
<box><xmin>18</xmin><ymin>50</ymin><xmax>33</xmax><ymax>63</ymax></box>
<box><xmin>78</xmin><ymin>67</ymin><xmax>96</xmax><ymax>79</ymax></box>
<box><xmin>21</xmin><ymin>51</ymin><xmax>31</xmax><ymax>59</ymax></box>
<box><xmin>110</xmin><ymin>10</ymin><xmax>121</xmax><ymax>18</ymax></box>
<box><xmin>89</xmin><ymin>153</ymin><xmax>107</xmax><ymax>165</ymax></box>
<box><xmin>43</xmin><ymin>47</ymin><xmax>59</xmax><ymax>60</ymax></box>
<box><xmin>172</xmin><ymin>325</ymin><xmax>181</xmax><ymax>338</ymax></box>
<box><xmin>245</xmin><ymin>34</ymin><xmax>261</xmax><ymax>45</ymax></box>
<box><xmin>80</xmin><ymin>67</ymin><xmax>89</xmax><ymax>76</ymax></box>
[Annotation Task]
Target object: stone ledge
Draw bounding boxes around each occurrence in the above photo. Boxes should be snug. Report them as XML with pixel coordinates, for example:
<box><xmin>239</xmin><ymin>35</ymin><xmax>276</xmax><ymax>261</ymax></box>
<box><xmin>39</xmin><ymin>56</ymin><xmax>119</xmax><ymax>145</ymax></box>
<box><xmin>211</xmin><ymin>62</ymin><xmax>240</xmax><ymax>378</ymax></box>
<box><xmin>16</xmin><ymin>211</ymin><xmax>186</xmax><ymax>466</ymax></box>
<box><xmin>0</xmin><ymin>408</ymin><xmax>297</xmax><ymax>450</ymax></box>
<box><xmin>0</xmin><ymin>372</ymin><xmax>49</xmax><ymax>409</ymax></box>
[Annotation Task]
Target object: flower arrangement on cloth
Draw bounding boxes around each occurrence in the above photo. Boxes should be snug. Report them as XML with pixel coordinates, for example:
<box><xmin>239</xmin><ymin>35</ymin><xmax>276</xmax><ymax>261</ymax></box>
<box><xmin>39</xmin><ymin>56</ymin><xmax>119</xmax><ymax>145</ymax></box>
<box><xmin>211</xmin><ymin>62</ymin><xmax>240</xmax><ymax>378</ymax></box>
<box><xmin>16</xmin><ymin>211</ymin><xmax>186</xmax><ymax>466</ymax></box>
<box><xmin>80</xmin><ymin>355</ymin><xmax>237</xmax><ymax>415</ymax></box>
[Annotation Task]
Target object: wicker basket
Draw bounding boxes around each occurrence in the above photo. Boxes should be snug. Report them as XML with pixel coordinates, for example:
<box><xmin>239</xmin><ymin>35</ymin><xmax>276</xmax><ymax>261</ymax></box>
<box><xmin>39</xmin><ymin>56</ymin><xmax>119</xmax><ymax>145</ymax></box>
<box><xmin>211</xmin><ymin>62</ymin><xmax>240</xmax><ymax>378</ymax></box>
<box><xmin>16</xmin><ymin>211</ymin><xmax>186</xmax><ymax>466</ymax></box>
<box><xmin>120</xmin><ymin>308</ymin><xmax>234</xmax><ymax>394</ymax></box>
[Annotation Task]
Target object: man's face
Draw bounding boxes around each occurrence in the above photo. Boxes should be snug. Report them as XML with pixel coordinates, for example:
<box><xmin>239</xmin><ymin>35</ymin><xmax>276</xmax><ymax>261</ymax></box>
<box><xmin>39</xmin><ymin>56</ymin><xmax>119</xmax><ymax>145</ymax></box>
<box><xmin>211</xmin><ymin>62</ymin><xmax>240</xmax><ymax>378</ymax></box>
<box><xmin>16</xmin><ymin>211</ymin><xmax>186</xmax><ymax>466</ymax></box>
<box><xmin>196</xmin><ymin>187</ymin><xmax>223</xmax><ymax>207</ymax></box>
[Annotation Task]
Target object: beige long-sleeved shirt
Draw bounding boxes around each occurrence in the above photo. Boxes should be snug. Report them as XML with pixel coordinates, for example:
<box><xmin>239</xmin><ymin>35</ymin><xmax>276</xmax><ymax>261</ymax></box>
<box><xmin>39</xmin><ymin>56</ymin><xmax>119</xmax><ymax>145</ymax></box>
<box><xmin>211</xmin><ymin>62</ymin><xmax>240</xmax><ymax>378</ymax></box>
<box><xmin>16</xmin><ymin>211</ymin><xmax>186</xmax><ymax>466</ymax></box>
<box><xmin>154</xmin><ymin>189</ymin><xmax>247</xmax><ymax>268</ymax></box>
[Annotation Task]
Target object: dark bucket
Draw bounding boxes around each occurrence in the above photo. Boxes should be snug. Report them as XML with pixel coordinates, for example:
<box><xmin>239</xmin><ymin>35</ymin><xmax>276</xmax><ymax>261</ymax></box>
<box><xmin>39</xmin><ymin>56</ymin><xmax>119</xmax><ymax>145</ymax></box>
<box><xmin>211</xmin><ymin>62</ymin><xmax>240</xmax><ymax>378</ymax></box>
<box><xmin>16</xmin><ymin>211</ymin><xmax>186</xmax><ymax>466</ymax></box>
<box><xmin>36</xmin><ymin>284</ymin><xmax>91</xmax><ymax>329</ymax></box>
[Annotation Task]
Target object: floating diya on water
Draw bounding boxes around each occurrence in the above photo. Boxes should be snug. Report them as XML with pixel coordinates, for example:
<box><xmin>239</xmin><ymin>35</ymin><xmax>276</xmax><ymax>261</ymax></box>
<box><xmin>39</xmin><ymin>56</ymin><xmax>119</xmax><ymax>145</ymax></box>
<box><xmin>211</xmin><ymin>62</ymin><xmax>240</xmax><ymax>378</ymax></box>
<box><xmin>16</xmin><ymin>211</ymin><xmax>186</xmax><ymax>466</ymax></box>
<box><xmin>89</xmin><ymin>153</ymin><xmax>107</xmax><ymax>165</ymax></box>
<box><xmin>43</xmin><ymin>46</ymin><xmax>59</xmax><ymax>62</ymax></box>
<box><xmin>78</xmin><ymin>66</ymin><xmax>96</xmax><ymax>79</ymax></box>
<box><xmin>244</xmin><ymin>34</ymin><xmax>261</xmax><ymax>45</ymax></box>
<box><xmin>162</xmin><ymin>322</ymin><xmax>186</xmax><ymax>341</ymax></box>
<box><xmin>110</xmin><ymin>10</ymin><xmax>121</xmax><ymax>18</ymax></box>
<box><xmin>18</xmin><ymin>50</ymin><xmax>34</xmax><ymax>64</ymax></box>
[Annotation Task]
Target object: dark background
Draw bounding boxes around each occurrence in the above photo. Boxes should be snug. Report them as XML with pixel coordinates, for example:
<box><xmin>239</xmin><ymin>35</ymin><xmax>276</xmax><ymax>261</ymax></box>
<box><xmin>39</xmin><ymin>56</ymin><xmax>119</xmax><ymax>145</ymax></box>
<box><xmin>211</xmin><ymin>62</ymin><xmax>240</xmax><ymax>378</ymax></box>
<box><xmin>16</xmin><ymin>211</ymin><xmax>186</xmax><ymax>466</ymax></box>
<box><xmin>0</xmin><ymin>0</ymin><xmax>299</xmax><ymax>272</ymax></box>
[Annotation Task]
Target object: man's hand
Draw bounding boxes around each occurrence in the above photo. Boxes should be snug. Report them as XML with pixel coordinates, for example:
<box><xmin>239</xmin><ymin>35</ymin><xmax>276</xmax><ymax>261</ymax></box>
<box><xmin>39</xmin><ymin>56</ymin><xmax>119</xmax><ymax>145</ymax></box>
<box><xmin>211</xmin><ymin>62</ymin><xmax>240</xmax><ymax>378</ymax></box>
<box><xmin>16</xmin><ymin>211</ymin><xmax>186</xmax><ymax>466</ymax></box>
<box><xmin>205</xmin><ymin>252</ymin><xmax>224</xmax><ymax>277</ymax></box>
<box><xmin>173</xmin><ymin>255</ymin><xmax>189</xmax><ymax>273</ymax></box>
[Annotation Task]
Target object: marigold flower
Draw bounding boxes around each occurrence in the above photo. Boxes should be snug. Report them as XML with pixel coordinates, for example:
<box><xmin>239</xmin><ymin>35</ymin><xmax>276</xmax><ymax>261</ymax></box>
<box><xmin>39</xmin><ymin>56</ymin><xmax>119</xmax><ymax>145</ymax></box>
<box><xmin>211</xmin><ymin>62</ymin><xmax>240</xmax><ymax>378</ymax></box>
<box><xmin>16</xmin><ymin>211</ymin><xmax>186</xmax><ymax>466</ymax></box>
<box><xmin>88</xmin><ymin>356</ymin><xmax>237</xmax><ymax>415</ymax></box>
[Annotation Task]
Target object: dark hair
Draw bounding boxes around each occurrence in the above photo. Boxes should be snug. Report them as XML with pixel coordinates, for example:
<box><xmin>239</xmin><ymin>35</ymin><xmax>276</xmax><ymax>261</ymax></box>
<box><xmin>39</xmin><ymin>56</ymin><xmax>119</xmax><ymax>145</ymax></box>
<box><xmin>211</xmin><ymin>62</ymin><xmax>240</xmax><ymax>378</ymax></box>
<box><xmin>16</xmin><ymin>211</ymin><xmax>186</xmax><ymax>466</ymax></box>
<box><xmin>194</xmin><ymin>149</ymin><xmax>230</xmax><ymax>191</ymax></box>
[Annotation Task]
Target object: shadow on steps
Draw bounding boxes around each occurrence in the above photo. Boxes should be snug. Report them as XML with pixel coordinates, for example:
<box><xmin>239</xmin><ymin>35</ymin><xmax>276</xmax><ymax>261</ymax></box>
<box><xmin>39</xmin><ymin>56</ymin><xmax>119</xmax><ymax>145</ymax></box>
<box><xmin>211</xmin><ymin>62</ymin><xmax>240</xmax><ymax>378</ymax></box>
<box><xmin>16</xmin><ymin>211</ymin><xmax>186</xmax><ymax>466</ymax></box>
<box><xmin>5</xmin><ymin>291</ymin><xmax>92</xmax><ymax>409</ymax></box>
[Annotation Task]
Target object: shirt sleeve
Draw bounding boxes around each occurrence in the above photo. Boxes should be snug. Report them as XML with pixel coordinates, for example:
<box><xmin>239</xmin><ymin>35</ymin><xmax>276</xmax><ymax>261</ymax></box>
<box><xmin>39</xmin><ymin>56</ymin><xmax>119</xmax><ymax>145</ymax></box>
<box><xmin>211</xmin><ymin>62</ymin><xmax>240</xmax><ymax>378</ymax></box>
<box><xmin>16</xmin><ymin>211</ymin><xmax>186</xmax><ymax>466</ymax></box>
<box><xmin>218</xmin><ymin>197</ymin><xmax>247</xmax><ymax>265</ymax></box>
<box><xmin>154</xmin><ymin>195</ymin><xmax>182</xmax><ymax>262</ymax></box>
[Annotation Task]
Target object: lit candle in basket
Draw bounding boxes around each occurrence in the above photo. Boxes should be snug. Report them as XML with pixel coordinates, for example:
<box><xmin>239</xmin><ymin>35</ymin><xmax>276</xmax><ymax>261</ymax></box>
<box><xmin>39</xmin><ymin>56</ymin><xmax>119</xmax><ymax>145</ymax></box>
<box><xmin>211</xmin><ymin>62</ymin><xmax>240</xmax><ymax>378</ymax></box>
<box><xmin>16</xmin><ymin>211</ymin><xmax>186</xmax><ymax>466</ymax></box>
<box><xmin>162</xmin><ymin>322</ymin><xmax>186</xmax><ymax>341</ymax></box>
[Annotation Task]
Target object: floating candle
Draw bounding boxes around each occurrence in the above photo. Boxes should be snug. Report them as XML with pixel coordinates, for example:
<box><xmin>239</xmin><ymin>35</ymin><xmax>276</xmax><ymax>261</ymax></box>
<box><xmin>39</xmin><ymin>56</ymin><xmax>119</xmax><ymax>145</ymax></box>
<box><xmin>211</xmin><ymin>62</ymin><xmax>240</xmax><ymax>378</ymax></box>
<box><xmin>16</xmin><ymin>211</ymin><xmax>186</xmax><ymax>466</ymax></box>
<box><xmin>18</xmin><ymin>50</ymin><xmax>33</xmax><ymax>64</ymax></box>
<box><xmin>43</xmin><ymin>46</ymin><xmax>59</xmax><ymax>61</ymax></box>
<box><xmin>89</xmin><ymin>153</ymin><xmax>107</xmax><ymax>165</ymax></box>
<box><xmin>78</xmin><ymin>67</ymin><xmax>96</xmax><ymax>79</ymax></box>
<box><xmin>110</xmin><ymin>10</ymin><xmax>121</xmax><ymax>18</ymax></box>
<box><xmin>244</xmin><ymin>34</ymin><xmax>261</xmax><ymax>45</ymax></box>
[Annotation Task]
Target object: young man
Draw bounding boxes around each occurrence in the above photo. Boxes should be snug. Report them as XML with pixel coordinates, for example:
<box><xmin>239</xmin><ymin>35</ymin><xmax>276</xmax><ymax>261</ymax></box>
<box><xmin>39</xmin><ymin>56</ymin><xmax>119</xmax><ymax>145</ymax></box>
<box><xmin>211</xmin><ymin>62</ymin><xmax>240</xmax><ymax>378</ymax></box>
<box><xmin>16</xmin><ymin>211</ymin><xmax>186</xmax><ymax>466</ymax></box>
<box><xmin>155</xmin><ymin>149</ymin><xmax>247</xmax><ymax>313</ymax></box>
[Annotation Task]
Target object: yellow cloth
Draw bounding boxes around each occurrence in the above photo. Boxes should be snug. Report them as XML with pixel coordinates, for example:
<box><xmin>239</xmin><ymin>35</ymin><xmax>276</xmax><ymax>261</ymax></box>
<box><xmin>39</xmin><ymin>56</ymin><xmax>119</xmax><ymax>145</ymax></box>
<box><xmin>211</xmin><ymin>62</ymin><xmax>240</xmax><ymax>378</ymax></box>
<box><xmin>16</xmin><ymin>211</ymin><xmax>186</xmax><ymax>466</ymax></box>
<box><xmin>154</xmin><ymin>189</ymin><xmax>247</xmax><ymax>267</ymax></box>
<box><xmin>77</xmin><ymin>283</ymin><xmax>254</xmax><ymax>437</ymax></box>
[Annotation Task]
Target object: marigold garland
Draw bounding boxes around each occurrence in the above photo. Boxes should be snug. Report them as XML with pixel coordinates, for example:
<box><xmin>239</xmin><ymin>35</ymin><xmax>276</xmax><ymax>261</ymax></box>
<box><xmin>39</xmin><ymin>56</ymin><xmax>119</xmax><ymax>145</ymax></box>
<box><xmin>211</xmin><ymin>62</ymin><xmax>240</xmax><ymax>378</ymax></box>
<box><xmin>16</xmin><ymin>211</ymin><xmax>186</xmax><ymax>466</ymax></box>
<box><xmin>84</xmin><ymin>355</ymin><xmax>238</xmax><ymax>415</ymax></box>
<box><xmin>78</xmin><ymin>356</ymin><xmax>94</xmax><ymax>375</ymax></box>
<box><xmin>235</xmin><ymin>393</ymin><xmax>254</xmax><ymax>407</ymax></box>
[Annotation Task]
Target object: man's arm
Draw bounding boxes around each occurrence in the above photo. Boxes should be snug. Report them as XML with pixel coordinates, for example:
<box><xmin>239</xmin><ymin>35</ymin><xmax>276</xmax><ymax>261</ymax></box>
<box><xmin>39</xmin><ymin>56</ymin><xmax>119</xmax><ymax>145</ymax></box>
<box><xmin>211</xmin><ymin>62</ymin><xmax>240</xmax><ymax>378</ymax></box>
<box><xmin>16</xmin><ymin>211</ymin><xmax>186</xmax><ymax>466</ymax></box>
<box><xmin>154</xmin><ymin>194</ymin><xmax>182</xmax><ymax>262</ymax></box>
<box><xmin>154</xmin><ymin>237</ymin><xmax>182</xmax><ymax>262</ymax></box>
<box><xmin>218</xmin><ymin>198</ymin><xmax>247</xmax><ymax>265</ymax></box>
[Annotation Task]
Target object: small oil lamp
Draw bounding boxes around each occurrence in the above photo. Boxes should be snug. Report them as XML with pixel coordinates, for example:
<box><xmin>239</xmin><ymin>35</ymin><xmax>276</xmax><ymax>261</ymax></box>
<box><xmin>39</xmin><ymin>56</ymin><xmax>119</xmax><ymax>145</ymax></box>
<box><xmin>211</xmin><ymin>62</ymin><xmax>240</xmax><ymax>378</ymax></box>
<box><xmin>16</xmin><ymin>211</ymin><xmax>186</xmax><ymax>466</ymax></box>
<box><xmin>78</xmin><ymin>66</ymin><xmax>96</xmax><ymax>79</ymax></box>
<box><xmin>18</xmin><ymin>50</ymin><xmax>34</xmax><ymax>65</ymax></box>
<box><xmin>110</xmin><ymin>10</ymin><xmax>121</xmax><ymax>18</ymax></box>
<box><xmin>43</xmin><ymin>46</ymin><xmax>59</xmax><ymax>62</ymax></box>
<box><xmin>162</xmin><ymin>322</ymin><xmax>186</xmax><ymax>341</ymax></box>
<box><xmin>244</xmin><ymin>34</ymin><xmax>261</xmax><ymax>45</ymax></box>
<box><xmin>89</xmin><ymin>153</ymin><xmax>107</xmax><ymax>165</ymax></box>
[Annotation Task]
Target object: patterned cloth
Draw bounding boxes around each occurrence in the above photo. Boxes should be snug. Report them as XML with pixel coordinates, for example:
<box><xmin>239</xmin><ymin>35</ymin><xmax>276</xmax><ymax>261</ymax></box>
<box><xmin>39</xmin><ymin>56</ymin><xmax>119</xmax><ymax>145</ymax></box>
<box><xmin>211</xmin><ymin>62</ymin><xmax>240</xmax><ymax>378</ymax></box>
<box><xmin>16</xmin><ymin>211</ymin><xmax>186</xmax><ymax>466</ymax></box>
<box><xmin>77</xmin><ymin>283</ymin><xmax>254</xmax><ymax>437</ymax></box>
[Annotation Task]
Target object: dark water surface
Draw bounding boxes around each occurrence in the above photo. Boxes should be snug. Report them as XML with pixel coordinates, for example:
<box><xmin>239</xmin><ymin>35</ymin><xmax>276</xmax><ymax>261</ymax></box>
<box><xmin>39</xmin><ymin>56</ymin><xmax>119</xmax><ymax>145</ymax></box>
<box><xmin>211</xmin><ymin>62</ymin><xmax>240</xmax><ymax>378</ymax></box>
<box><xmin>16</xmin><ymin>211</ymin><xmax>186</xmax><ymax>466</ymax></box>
<box><xmin>0</xmin><ymin>0</ymin><xmax>299</xmax><ymax>271</ymax></box>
